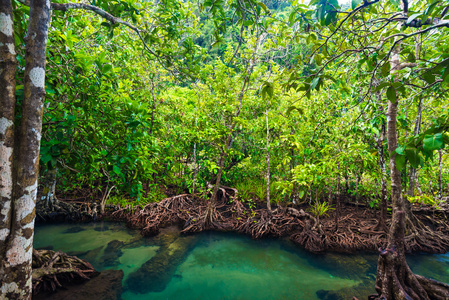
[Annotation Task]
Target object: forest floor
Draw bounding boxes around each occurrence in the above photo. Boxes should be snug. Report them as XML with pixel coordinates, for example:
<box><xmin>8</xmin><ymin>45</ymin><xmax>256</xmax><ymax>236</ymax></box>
<box><xmin>36</xmin><ymin>187</ymin><xmax>449</xmax><ymax>255</ymax></box>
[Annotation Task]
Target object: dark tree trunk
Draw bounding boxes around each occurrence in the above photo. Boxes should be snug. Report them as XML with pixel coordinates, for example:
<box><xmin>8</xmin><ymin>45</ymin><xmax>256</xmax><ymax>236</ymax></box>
<box><xmin>377</xmin><ymin>123</ymin><xmax>388</xmax><ymax>231</ymax></box>
<box><xmin>438</xmin><ymin>150</ymin><xmax>443</xmax><ymax>200</ymax></box>
<box><xmin>204</xmin><ymin>149</ymin><xmax>226</xmax><ymax>227</ymax></box>
<box><xmin>408</xmin><ymin>99</ymin><xmax>423</xmax><ymax>196</ymax></box>
<box><xmin>334</xmin><ymin>163</ymin><xmax>340</xmax><ymax>231</ymax></box>
<box><xmin>265</xmin><ymin>105</ymin><xmax>271</xmax><ymax>211</ymax></box>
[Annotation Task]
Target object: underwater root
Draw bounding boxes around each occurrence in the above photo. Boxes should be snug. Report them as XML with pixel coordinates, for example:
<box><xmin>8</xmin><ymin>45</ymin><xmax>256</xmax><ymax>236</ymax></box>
<box><xmin>32</xmin><ymin>249</ymin><xmax>97</xmax><ymax>295</ymax></box>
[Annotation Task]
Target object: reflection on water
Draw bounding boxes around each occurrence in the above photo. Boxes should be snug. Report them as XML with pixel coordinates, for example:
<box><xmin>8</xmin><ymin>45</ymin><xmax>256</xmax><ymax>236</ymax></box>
<box><xmin>34</xmin><ymin>223</ymin><xmax>449</xmax><ymax>300</ymax></box>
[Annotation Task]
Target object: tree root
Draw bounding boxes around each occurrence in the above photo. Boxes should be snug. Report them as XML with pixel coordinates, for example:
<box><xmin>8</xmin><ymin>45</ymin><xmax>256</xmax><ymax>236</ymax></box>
<box><xmin>372</xmin><ymin>211</ymin><xmax>449</xmax><ymax>300</ymax></box>
<box><xmin>107</xmin><ymin>196</ymin><xmax>449</xmax><ymax>255</ymax></box>
<box><xmin>126</xmin><ymin>194</ymin><xmax>193</xmax><ymax>236</ymax></box>
<box><xmin>32</xmin><ymin>249</ymin><xmax>97</xmax><ymax>295</ymax></box>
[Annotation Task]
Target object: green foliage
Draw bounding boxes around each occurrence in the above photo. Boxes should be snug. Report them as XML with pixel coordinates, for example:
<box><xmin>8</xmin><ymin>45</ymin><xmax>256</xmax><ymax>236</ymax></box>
<box><xmin>308</xmin><ymin>201</ymin><xmax>334</xmax><ymax>219</ymax></box>
<box><xmin>14</xmin><ymin>0</ymin><xmax>446</xmax><ymax>209</ymax></box>
<box><xmin>408</xmin><ymin>195</ymin><xmax>440</xmax><ymax>209</ymax></box>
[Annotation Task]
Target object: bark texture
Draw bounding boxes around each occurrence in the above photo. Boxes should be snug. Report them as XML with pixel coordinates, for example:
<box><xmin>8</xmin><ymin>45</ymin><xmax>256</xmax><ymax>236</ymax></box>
<box><xmin>0</xmin><ymin>0</ymin><xmax>18</xmax><ymax>296</ymax></box>
<box><xmin>0</xmin><ymin>0</ymin><xmax>17</xmax><ymax>252</ymax></box>
<box><xmin>1</xmin><ymin>0</ymin><xmax>51</xmax><ymax>299</ymax></box>
<box><xmin>376</xmin><ymin>124</ymin><xmax>388</xmax><ymax>231</ymax></box>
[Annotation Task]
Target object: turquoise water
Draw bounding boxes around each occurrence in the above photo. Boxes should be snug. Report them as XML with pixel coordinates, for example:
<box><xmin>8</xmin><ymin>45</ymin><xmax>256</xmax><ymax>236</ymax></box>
<box><xmin>34</xmin><ymin>223</ymin><xmax>449</xmax><ymax>299</ymax></box>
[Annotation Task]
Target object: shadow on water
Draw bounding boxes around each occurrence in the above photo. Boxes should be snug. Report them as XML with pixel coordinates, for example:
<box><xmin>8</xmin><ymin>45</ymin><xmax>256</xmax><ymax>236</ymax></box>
<box><xmin>34</xmin><ymin>223</ymin><xmax>449</xmax><ymax>300</ymax></box>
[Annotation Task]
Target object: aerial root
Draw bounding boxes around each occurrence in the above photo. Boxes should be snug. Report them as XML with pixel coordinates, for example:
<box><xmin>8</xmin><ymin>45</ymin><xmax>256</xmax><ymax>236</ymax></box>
<box><xmin>134</xmin><ymin>194</ymin><xmax>193</xmax><ymax>236</ymax></box>
<box><xmin>105</xmin><ymin>196</ymin><xmax>449</xmax><ymax>254</ymax></box>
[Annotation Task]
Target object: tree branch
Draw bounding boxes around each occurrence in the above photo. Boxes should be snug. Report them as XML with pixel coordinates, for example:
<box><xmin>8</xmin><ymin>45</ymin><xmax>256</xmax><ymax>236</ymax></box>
<box><xmin>51</xmin><ymin>3</ymin><xmax>140</xmax><ymax>32</ymax></box>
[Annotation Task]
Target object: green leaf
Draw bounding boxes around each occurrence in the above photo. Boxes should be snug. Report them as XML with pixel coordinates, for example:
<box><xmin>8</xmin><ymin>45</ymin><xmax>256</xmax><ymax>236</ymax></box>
<box><xmin>423</xmin><ymin>133</ymin><xmax>444</xmax><ymax>151</ymax></box>
<box><xmin>442</xmin><ymin>67</ymin><xmax>449</xmax><ymax>82</ymax></box>
<box><xmin>289</xmin><ymin>11</ymin><xmax>297</xmax><ymax>26</ymax></box>
<box><xmin>381</xmin><ymin>63</ymin><xmax>390</xmax><ymax>76</ymax></box>
<box><xmin>244</xmin><ymin>20</ymin><xmax>254</xmax><ymax>26</ymax></box>
<box><xmin>424</xmin><ymin>1</ymin><xmax>440</xmax><ymax>18</ymax></box>
<box><xmin>41</xmin><ymin>153</ymin><xmax>52</xmax><ymax>164</ymax></box>
<box><xmin>374</xmin><ymin>82</ymin><xmax>390</xmax><ymax>92</ymax></box>
<box><xmin>311</xmin><ymin>77</ymin><xmax>320</xmax><ymax>90</ymax></box>
<box><xmin>386</xmin><ymin>86</ymin><xmax>397</xmax><ymax>103</ymax></box>
<box><xmin>286</xmin><ymin>106</ymin><xmax>304</xmax><ymax>115</ymax></box>
<box><xmin>422</xmin><ymin>72</ymin><xmax>435</xmax><ymax>84</ymax></box>
<box><xmin>405</xmin><ymin>148</ymin><xmax>420</xmax><ymax>168</ymax></box>
<box><xmin>395</xmin><ymin>145</ymin><xmax>405</xmax><ymax>155</ymax></box>
<box><xmin>395</xmin><ymin>154</ymin><xmax>406</xmax><ymax>172</ymax></box>
<box><xmin>258</xmin><ymin>2</ymin><xmax>270</xmax><ymax>13</ymax></box>
<box><xmin>406</xmin><ymin>13</ymin><xmax>422</xmax><ymax>24</ymax></box>
<box><xmin>351</xmin><ymin>0</ymin><xmax>362</xmax><ymax>9</ymax></box>
<box><xmin>113</xmin><ymin>165</ymin><xmax>122</xmax><ymax>175</ymax></box>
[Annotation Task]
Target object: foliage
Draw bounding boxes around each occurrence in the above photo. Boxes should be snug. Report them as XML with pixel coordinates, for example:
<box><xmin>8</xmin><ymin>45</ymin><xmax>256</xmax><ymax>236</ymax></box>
<box><xmin>307</xmin><ymin>201</ymin><xmax>334</xmax><ymax>219</ymax></box>
<box><xmin>10</xmin><ymin>0</ymin><xmax>446</xmax><ymax>208</ymax></box>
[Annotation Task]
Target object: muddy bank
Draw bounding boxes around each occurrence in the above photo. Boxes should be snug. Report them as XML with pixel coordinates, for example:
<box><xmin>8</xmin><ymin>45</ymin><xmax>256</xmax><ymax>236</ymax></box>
<box><xmin>36</xmin><ymin>192</ymin><xmax>449</xmax><ymax>255</ymax></box>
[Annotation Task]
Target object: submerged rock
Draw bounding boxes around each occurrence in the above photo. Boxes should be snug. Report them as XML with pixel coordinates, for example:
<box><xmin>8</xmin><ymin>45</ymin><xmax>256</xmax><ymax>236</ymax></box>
<box><xmin>316</xmin><ymin>279</ymin><xmax>377</xmax><ymax>300</ymax></box>
<box><xmin>68</xmin><ymin>246</ymin><xmax>104</xmax><ymax>263</ymax></box>
<box><xmin>316</xmin><ymin>289</ymin><xmax>344</xmax><ymax>300</ymax></box>
<box><xmin>312</xmin><ymin>252</ymin><xmax>374</xmax><ymax>279</ymax></box>
<box><xmin>33</xmin><ymin>269</ymin><xmax>123</xmax><ymax>300</ymax></box>
<box><xmin>125</xmin><ymin>234</ymin><xmax>196</xmax><ymax>293</ymax></box>
<box><xmin>94</xmin><ymin>225</ymin><xmax>109</xmax><ymax>232</ymax></box>
<box><xmin>63</xmin><ymin>226</ymin><xmax>86</xmax><ymax>234</ymax></box>
<box><xmin>99</xmin><ymin>240</ymin><xmax>124</xmax><ymax>267</ymax></box>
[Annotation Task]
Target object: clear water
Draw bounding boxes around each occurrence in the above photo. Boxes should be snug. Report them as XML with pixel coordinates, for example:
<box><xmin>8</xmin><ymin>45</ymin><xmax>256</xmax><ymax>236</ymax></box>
<box><xmin>34</xmin><ymin>222</ymin><xmax>449</xmax><ymax>300</ymax></box>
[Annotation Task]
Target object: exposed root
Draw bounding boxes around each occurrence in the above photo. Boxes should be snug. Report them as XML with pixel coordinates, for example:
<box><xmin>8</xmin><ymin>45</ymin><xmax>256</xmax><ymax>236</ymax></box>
<box><xmin>32</xmin><ymin>249</ymin><xmax>97</xmax><ymax>295</ymax></box>
<box><xmin>372</xmin><ymin>211</ymin><xmax>449</xmax><ymax>300</ymax></box>
<box><xmin>105</xmin><ymin>195</ymin><xmax>449</xmax><ymax>255</ymax></box>
<box><xmin>126</xmin><ymin>194</ymin><xmax>193</xmax><ymax>236</ymax></box>
<box><xmin>36</xmin><ymin>199</ymin><xmax>98</xmax><ymax>222</ymax></box>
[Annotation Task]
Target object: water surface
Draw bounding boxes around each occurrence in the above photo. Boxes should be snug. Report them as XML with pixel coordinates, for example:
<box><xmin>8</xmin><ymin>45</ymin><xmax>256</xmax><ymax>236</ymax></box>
<box><xmin>34</xmin><ymin>223</ymin><xmax>449</xmax><ymax>299</ymax></box>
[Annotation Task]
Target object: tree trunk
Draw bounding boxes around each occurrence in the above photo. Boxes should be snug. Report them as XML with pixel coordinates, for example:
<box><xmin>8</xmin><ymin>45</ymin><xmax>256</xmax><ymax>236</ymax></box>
<box><xmin>149</xmin><ymin>77</ymin><xmax>157</xmax><ymax>135</ymax></box>
<box><xmin>373</xmin><ymin>37</ymin><xmax>449</xmax><ymax>300</ymax></box>
<box><xmin>0</xmin><ymin>0</ymin><xmax>17</xmax><ymax>252</ymax></box>
<box><xmin>204</xmin><ymin>150</ymin><xmax>226</xmax><ymax>226</ymax></box>
<box><xmin>0</xmin><ymin>0</ymin><xmax>18</xmax><ymax>296</ymax></box>
<box><xmin>355</xmin><ymin>174</ymin><xmax>360</xmax><ymax>210</ymax></box>
<box><xmin>408</xmin><ymin>99</ymin><xmax>423</xmax><ymax>196</ymax></box>
<box><xmin>265</xmin><ymin>106</ymin><xmax>271</xmax><ymax>211</ymax></box>
<box><xmin>377</xmin><ymin>123</ymin><xmax>388</xmax><ymax>231</ymax></box>
<box><xmin>334</xmin><ymin>162</ymin><xmax>340</xmax><ymax>231</ymax></box>
<box><xmin>438</xmin><ymin>149</ymin><xmax>442</xmax><ymax>200</ymax></box>
<box><xmin>1</xmin><ymin>1</ymin><xmax>51</xmax><ymax>299</ymax></box>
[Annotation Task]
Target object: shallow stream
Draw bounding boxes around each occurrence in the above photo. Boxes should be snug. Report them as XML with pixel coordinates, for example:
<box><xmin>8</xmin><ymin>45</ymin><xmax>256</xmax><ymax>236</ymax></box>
<box><xmin>34</xmin><ymin>222</ymin><xmax>449</xmax><ymax>299</ymax></box>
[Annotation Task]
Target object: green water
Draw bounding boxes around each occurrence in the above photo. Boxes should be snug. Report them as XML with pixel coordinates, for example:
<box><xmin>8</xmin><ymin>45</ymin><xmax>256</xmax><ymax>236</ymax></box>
<box><xmin>34</xmin><ymin>222</ymin><xmax>449</xmax><ymax>300</ymax></box>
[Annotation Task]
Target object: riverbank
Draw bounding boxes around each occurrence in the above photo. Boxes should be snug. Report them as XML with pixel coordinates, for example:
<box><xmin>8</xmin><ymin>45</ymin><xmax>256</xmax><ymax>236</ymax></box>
<box><xmin>36</xmin><ymin>192</ymin><xmax>449</xmax><ymax>255</ymax></box>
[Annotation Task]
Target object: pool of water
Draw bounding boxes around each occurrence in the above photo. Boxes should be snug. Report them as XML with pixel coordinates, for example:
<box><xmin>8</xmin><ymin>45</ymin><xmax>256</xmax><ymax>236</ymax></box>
<box><xmin>34</xmin><ymin>222</ymin><xmax>449</xmax><ymax>300</ymax></box>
